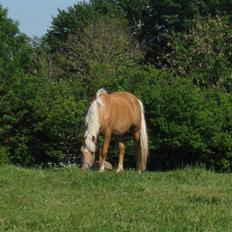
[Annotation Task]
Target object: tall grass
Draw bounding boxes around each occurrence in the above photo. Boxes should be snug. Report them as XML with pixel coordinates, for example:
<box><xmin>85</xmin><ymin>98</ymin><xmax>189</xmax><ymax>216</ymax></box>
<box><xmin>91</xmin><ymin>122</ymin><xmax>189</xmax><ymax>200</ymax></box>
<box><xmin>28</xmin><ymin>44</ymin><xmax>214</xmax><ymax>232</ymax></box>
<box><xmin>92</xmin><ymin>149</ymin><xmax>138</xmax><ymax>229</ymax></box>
<box><xmin>0</xmin><ymin>166</ymin><xmax>232</xmax><ymax>231</ymax></box>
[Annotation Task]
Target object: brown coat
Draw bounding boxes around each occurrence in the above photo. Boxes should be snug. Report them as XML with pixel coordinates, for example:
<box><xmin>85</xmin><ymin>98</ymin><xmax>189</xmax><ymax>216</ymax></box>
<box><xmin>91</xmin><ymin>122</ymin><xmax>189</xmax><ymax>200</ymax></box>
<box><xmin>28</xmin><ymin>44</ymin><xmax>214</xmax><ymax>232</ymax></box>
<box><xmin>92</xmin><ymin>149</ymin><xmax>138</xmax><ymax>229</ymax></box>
<box><xmin>98</xmin><ymin>92</ymin><xmax>142</xmax><ymax>135</ymax></box>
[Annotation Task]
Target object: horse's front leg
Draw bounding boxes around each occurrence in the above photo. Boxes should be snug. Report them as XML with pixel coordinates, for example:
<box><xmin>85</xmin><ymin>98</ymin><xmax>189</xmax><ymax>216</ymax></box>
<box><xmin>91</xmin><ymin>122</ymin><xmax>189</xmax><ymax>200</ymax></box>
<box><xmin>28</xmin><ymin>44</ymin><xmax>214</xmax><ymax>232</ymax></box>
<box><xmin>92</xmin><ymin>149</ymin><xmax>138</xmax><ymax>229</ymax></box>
<box><xmin>100</xmin><ymin>129</ymin><xmax>111</xmax><ymax>172</ymax></box>
<box><xmin>116</xmin><ymin>142</ymin><xmax>125</xmax><ymax>172</ymax></box>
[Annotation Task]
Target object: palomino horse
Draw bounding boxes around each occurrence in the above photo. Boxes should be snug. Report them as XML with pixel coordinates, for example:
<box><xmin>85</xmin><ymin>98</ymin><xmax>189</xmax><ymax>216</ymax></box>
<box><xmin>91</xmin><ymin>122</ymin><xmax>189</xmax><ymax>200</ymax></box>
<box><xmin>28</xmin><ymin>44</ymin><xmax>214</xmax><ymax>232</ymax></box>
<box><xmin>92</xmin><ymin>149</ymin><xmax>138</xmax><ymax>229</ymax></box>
<box><xmin>80</xmin><ymin>88</ymin><xmax>148</xmax><ymax>172</ymax></box>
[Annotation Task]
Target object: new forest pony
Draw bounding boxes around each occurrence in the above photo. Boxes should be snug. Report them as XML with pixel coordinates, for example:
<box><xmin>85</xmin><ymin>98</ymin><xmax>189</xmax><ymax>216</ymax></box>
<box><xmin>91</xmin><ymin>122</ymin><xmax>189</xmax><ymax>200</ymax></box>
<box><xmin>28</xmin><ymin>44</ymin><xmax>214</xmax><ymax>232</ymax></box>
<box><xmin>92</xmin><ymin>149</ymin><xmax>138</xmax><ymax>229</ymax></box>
<box><xmin>80</xmin><ymin>89</ymin><xmax>148</xmax><ymax>172</ymax></box>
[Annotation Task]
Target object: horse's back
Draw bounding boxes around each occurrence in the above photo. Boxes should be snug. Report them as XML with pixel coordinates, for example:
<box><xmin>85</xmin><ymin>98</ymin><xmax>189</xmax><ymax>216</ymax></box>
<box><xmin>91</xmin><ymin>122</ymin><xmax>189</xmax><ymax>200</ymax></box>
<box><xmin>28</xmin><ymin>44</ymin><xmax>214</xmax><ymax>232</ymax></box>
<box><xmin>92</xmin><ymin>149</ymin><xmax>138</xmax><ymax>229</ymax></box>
<box><xmin>99</xmin><ymin>91</ymin><xmax>141</xmax><ymax>134</ymax></box>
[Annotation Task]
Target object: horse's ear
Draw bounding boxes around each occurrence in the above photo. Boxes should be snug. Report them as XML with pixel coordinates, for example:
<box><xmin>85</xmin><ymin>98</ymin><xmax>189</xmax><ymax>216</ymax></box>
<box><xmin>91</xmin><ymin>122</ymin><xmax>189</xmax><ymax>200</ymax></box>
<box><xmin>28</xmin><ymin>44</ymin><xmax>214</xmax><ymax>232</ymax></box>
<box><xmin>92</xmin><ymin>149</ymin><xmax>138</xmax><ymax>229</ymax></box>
<box><xmin>92</xmin><ymin>136</ymin><xmax>96</xmax><ymax>143</ymax></box>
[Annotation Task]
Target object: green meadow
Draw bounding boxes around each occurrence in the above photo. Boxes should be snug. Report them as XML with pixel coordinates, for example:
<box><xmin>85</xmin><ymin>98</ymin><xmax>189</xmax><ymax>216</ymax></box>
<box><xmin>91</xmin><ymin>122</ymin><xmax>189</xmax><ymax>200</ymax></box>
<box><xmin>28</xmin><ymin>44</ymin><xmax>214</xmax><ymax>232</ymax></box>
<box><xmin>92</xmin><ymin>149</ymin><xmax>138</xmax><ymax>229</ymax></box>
<box><xmin>0</xmin><ymin>166</ymin><xmax>232</xmax><ymax>232</ymax></box>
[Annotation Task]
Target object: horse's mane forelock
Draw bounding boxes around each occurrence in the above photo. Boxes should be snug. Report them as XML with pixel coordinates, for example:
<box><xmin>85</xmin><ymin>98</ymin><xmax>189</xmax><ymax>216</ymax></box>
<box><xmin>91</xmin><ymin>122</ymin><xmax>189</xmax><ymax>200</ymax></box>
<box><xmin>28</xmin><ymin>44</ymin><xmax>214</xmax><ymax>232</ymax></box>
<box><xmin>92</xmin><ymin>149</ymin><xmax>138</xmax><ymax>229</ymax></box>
<box><xmin>96</xmin><ymin>88</ymin><xmax>107</xmax><ymax>97</ymax></box>
<box><xmin>84</xmin><ymin>88</ymin><xmax>107</xmax><ymax>152</ymax></box>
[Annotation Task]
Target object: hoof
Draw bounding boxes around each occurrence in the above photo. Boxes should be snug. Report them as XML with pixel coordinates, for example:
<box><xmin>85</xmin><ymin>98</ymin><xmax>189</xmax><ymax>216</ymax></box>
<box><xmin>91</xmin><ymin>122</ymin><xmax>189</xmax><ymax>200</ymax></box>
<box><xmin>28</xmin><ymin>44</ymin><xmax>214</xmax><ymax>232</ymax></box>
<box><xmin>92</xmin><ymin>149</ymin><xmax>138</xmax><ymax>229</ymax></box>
<box><xmin>116</xmin><ymin>167</ymin><xmax>123</xmax><ymax>173</ymax></box>
<box><xmin>99</xmin><ymin>165</ymin><xmax>105</xmax><ymax>172</ymax></box>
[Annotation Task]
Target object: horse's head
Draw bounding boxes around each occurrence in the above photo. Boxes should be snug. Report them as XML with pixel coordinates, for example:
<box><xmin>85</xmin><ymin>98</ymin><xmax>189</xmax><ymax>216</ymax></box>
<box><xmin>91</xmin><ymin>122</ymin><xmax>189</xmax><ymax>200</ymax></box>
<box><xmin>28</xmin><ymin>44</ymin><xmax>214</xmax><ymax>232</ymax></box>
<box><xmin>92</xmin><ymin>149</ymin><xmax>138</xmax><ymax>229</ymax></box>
<box><xmin>84</xmin><ymin>134</ymin><xmax>97</xmax><ymax>153</ymax></box>
<box><xmin>80</xmin><ymin>145</ymin><xmax>96</xmax><ymax>170</ymax></box>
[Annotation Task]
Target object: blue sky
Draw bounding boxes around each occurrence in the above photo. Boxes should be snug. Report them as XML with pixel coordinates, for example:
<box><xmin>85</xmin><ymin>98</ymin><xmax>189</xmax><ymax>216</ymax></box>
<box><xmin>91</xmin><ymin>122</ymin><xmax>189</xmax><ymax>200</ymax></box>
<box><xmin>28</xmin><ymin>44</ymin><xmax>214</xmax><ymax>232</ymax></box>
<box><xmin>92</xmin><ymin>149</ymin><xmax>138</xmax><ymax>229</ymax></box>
<box><xmin>0</xmin><ymin>0</ymin><xmax>80</xmax><ymax>37</ymax></box>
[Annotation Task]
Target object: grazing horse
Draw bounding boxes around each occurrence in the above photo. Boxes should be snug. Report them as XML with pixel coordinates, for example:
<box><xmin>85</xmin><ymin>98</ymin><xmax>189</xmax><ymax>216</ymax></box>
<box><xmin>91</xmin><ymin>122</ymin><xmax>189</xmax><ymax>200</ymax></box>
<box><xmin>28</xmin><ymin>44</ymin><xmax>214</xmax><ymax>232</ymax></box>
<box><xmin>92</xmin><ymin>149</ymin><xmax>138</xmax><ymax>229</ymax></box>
<box><xmin>80</xmin><ymin>88</ymin><xmax>148</xmax><ymax>172</ymax></box>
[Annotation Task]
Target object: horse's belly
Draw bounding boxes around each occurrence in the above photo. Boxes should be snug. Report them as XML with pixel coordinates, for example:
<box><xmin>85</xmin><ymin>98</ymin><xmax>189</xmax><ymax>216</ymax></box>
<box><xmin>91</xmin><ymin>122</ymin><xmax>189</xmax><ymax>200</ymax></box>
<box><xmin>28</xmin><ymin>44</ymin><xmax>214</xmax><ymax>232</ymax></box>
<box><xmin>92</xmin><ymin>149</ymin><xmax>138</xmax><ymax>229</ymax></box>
<box><xmin>112</xmin><ymin>120</ymin><xmax>133</xmax><ymax>134</ymax></box>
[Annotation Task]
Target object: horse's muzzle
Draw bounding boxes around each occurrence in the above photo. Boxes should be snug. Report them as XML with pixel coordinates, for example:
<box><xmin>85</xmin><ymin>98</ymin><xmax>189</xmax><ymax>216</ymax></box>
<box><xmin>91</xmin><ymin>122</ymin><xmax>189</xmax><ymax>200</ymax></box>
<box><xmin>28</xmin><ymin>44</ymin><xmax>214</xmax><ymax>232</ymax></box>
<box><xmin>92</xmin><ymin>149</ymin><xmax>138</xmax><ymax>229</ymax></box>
<box><xmin>81</xmin><ymin>162</ymin><xmax>91</xmax><ymax>170</ymax></box>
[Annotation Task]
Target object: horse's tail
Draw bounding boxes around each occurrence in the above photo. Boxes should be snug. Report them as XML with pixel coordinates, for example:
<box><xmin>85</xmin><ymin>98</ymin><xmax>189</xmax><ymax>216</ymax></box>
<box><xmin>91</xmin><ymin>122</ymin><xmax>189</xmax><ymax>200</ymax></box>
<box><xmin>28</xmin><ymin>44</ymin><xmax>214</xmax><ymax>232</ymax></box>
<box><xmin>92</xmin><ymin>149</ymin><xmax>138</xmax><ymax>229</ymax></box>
<box><xmin>137</xmin><ymin>100</ymin><xmax>149</xmax><ymax>171</ymax></box>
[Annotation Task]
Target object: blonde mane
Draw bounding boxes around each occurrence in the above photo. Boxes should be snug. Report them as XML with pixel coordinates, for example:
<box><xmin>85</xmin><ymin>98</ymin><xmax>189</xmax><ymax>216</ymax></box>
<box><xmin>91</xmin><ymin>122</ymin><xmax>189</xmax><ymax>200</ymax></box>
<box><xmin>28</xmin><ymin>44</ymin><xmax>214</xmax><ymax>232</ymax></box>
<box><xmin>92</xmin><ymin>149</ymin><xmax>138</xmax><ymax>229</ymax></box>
<box><xmin>84</xmin><ymin>88</ymin><xmax>107</xmax><ymax>152</ymax></box>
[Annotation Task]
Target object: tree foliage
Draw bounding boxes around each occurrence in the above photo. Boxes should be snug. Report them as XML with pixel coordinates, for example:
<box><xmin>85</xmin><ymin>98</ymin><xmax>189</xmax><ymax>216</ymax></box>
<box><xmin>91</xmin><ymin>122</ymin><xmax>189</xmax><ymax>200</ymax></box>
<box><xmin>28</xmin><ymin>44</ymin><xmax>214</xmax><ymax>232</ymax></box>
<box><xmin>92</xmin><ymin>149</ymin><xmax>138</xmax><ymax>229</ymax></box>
<box><xmin>113</xmin><ymin>0</ymin><xmax>232</xmax><ymax>64</ymax></box>
<box><xmin>164</xmin><ymin>17</ymin><xmax>232</xmax><ymax>90</ymax></box>
<box><xmin>45</xmin><ymin>0</ymin><xmax>125</xmax><ymax>52</ymax></box>
<box><xmin>0</xmin><ymin>6</ymin><xmax>34</xmax><ymax>84</ymax></box>
<box><xmin>47</xmin><ymin>17</ymin><xmax>142</xmax><ymax>80</ymax></box>
<box><xmin>0</xmin><ymin>5</ymin><xmax>35</xmax><ymax>164</ymax></box>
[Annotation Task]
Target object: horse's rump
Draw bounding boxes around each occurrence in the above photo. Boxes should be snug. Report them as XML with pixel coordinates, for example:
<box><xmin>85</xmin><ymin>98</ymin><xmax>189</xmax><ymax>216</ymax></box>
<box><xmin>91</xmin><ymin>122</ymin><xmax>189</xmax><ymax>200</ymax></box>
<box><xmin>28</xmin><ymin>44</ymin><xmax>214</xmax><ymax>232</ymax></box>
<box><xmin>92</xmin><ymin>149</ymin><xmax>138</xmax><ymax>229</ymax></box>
<box><xmin>99</xmin><ymin>92</ymin><xmax>141</xmax><ymax>134</ymax></box>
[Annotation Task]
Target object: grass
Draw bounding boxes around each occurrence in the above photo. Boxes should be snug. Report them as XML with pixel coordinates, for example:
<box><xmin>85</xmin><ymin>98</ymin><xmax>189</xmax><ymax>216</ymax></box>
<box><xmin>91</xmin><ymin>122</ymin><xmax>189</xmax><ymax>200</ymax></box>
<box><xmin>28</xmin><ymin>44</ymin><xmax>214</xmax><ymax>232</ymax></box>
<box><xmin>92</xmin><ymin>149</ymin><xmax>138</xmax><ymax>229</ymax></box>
<box><xmin>0</xmin><ymin>166</ymin><xmax>232</xmax><ymax>231</ymax></box>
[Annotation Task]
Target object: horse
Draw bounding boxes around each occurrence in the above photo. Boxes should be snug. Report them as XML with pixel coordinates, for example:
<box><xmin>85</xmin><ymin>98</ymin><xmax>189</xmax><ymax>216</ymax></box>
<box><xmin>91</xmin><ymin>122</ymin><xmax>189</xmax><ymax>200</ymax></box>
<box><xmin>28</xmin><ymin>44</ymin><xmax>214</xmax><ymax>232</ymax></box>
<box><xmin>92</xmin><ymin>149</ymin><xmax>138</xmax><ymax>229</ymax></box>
<box><xmin>80</xmin><ymin>88</ymin><xmax>148</xmax><ymax>172</ymax></box>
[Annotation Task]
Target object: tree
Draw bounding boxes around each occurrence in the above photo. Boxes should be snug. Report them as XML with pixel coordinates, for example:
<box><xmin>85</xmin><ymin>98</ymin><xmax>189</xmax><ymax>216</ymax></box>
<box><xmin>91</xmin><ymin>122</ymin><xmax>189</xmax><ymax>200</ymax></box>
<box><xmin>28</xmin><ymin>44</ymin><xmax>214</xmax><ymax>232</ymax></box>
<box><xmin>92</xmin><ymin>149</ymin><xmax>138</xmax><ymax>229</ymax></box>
<box><xmin>0</xmin><ymin>5</ymin><xmax>35</xmax><ymax>164</ymax></box>
<box><xmin>163</xmin><ymin>17</ymin><xmax>232</xmax><ymax>90</ymax></box>
<box><xmin>48</xmin><ymin>17</ymin><xmax>142</xmax><ymax>80</ymax></box>
<box><xmin>45</xmin><ymin>0</ymin><xmax>125</xmax><ymax>52</ymax></box>
<box><xmin>46</xmin><ymin>0</ymin><xmax>232</xmax><ymax>66</ymax></box>
<box><xmin>113</xmin><ymin>0</ymin><xmax>232</xmax><ymax>65</ymax></box>
<box><xmin>0</xmin><ymin>6</ymin><xmax>33</xmax><ymax>79</ymax></box>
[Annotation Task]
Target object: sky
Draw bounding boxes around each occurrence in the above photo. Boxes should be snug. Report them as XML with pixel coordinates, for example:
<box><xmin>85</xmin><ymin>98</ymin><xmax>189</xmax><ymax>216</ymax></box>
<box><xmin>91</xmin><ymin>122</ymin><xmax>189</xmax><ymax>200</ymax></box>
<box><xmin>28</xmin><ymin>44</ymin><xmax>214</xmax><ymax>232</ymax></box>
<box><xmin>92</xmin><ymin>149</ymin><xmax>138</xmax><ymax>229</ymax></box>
<box><xmin>0</xmin><ymin>0</ymin><xmax>81</xmax><ymax>37</ymax></box>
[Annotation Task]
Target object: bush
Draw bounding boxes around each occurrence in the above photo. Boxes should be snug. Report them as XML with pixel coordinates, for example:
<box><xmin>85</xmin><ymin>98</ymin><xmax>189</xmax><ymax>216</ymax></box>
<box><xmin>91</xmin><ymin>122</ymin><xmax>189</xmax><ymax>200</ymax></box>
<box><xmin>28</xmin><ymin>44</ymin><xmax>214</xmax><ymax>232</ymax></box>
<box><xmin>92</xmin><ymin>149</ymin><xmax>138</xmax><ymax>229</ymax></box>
<box><xmin>33</xmin><ymin>78</ymin><xmax>88</xmax><ymax>165</ymax></box>
<box><xmin>1</xmin><ymin>62</ymin><xmax>232</xmax><ymax>171</ymax></box>
<box><xmin>0</xmin><ymin>147</ymin><xmax>9</xmax><ymax>165</ymax></box>
<box><xmin>1</xmin><ymin>74</ymin><xmax>88</xmax><ymax>166</ymax></box>
<box><xmin>122</xmin><ymin>67</ymin><xmax>232</xmax><ymax>171</ymax></box>
<box><xmin>1</xmin><ymin>75</ymin><xmax>41</xmax><ymax>165</ymax></box>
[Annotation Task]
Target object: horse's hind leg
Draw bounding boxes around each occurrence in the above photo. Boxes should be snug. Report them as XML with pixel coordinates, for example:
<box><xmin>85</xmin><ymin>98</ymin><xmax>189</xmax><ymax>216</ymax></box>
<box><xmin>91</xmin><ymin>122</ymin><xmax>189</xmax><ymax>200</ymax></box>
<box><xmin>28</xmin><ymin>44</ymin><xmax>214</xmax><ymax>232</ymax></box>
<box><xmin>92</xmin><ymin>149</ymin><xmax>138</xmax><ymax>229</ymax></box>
<box><xmin>133</xmin><ymin>130</ymin><xmax>142</xmax><ymax>172</ymax></box>
<box><xmin>116</xmin><ymin>142</ymin><xmax>125</xmax><ymax>172</ymax></box>
<box><xmin>100</xmin><ymin>129</ymin><xmax>111</xmax><ymax>172</ymax></box>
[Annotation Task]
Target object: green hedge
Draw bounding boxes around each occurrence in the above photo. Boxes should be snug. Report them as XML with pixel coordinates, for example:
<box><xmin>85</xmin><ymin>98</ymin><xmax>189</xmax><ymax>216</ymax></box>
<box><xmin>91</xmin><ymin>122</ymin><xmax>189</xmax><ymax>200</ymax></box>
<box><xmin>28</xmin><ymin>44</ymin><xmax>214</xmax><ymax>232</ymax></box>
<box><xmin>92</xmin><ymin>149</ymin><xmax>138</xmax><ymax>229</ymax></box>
<box><xmin>1</xmin><ymin>67</ymin><xmax>232</xmax><ymax>171</ymax></box>
<box><xmin>123</xmin><ymin>67</ymin><xmax>232</xmax><ymax>171</ymax></box>
<box><xmin>1</xmin><ymin>76</ymin><xmax>88</xmax><ymax>166</ymax></box>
